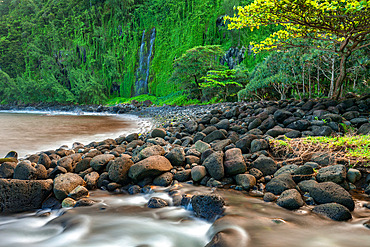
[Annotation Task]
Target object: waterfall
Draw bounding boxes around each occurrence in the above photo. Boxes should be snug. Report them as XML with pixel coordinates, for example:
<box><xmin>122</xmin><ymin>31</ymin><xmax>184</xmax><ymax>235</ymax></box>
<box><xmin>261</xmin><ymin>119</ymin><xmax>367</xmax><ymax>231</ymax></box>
<box><xmin>134</xmin><ymin>28</ymin><xmax>156</xmax><ymax>96</ymax></box>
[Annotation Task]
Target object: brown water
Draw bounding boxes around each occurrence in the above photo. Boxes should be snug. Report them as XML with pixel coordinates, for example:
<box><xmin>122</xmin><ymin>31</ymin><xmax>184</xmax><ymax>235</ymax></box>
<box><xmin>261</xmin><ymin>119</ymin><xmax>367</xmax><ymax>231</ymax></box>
<box><xmin>0</xmin><ymin>111</ymin><xmax>151</xmax><ymax>158</ymax></box>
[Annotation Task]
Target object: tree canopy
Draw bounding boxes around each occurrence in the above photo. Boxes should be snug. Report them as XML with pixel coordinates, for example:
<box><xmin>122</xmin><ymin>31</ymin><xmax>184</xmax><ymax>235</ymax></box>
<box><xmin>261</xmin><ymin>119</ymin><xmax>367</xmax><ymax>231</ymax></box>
<box><xmin>225</xmin><ymin>0</ymin><xmax>370</xmax><ymax>99</ymax></box>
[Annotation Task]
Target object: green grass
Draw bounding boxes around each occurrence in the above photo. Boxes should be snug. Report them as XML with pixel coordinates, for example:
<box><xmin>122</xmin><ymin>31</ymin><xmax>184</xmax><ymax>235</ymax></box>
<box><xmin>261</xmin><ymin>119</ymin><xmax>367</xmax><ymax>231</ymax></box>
<box><xmin>105</xmin><ymin>91</ymin><xmax>222</xmax><ymax>106</ymax></box>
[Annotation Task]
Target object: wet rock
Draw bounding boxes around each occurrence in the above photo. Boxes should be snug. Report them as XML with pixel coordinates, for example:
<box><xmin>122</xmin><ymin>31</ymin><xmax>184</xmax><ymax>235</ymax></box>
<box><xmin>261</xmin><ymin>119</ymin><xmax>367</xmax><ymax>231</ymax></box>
<box><xmin>139</xmin><ymin>145</ymin><xmax>165</xmax><ymax>160</ymax></box>
<box><xmin>316</xmin><ymin>165</ymin><xmax>346</xmax><ymax>184</ymax></box>
<box><xmin>128</xmin><ymin>155</ymin><xmax>173</xmax><ymax>181</ymax></box>
<box><xmin>203</xmin><ymin>151</ymin><xmax>224</xmax><ymax>180</ymax></box>
<box><xmin>364</xmin><ymin>184</ymin><xmax>370</xmax><ymax>195</ymax></box>
<box><xmin>151</xmin><ymin>128</ymin><xmax>166</xmax><ymax>138</ymax></box>
<box><xmin>0</xmin><ymin>178</ymin><xmax>53</xmax><ymax>213</ymax></box>
<box><xmin>108</xmin><ymin>155</ymin><xmax>134</xmax><ymax>184</ymax></box>
<box><xmin>0</xmin><ymin>162</ymin><xmax>16</xmax><ymax>178</ymax></box>
<box><xmin>266</xmin><ymin>174</ymin><xmax>296</xmax><ymax>195</ymax></box>
<box><xmin>147</xmin><ymin>197</ymin><xmax>168</xmax><ymax>208</ymax></box>
<box><xmin>251</xmin><ymin>155</ymin><xmax>278</xmax><ymax>176</ymax></box>
<box><xmin>13</xmin><ymin>160</ymin><xmax>37</xmax><ymax>180</ymax></box>
<box><xmin>312</xmin><ymin>203</ymin><xmax>352</xmax><ymax>221</ymax></box>
<box><xmin>276</xmin><ymin>189</ymin><xmax>304</xmax><ymax>210</ymax></box>
<box><xmin>224</xmin><ymin>148</ymin><xmax>246</xmax><ymax>175</ymax></box>
<box><xmin>53</xmin><ymin>173</ymin><xmax>86</xmax><ymax>200</ymax></box>
<box><xmin>153</xmin><ymin>172</ymin><xmax>173</xmax><ymax>186</ymax></box>
<box><xmin>235</xmin><ymin>174</ymin><xmax>256</xmax><ymax>190</ymax></box>
<box><xmin>165</xmin><ymin>147</ymin><xmax>185</xmax><ymax>166</ymax></box>
<box><xmin>62</xmin><ymin>197</ymin><xmax>76</xmax><ymax>208</ymax></box>
<box><xmin>128</xmin><ymin>185</ymin><xmax>141</xmax><ymax>194</ymax></box>
<box><xmin>90</xmin><ymin>154</ymin><xmax>115</xmax><ymax>172</ymax></box>
<box><xmin>75</xmin><ymin>198</ymin><xmax>96</xmax><ymax>207</ymax></box>
<box><xmin>309</xmin><ymin>182</ymin><xmax>355</xmax><ymax>211</ymax></box>
<box><xmin>263</xmin><ymin>192</ymin><xmax>277</xmax><ymax>202</ymax></box>
<box><xmin>174</xmin><ymin>169</ymin><xmax>191</xmax><ymax>182</ymax></box>
<box><xmin>191</xmin><ymin>166</ymin><xmax>207</xmax><ymax>182</ymax></box>
<box><xmin>84</xmin><ymin>171</ymin><xmax>100</xmax><ymax>189</ymax></box>
<box><xmin>42</xmin><ymin>196</ymin><xmax>61</xmax><ymax>210</ymax></box>
<box><xmin>68</xmin><ymin>185</ymin><xmax>89</xmax><ymax>200</ymax></box>
<box><xmin>191</xmin><ymin>194</ymin><xmax>225</xmax><ymax>221</ymax></box>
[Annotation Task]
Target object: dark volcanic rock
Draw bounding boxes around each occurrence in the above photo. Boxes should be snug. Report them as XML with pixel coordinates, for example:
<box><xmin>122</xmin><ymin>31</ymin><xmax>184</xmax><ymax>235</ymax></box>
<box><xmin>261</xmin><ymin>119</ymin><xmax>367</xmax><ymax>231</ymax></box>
<box><xmin>128</xmin><ymin>155</ymin><xmax>173</xmax><ymax>181</ymax></box>
<box><xmin>13</xmin><ymin>161</ymin><xmax>37</xmax><ymax>180</ymax></box>
<box><xmin>312</xmin><ymin>203</ymin><xmax>352</xmax><ymax>221</ymax></box>
<box><xmin>203</xmin><ymin>151</ymin><xmax>224</xmax><ymax>180</ymax></box>
<box><xmin>224</xmin><ymin>148</ymin><xmax>246</xmax><ymax>175</ymax></box>
<box><xmin>251</xmin><ymin>156</ymin><xmax>278</xmax><ymax>176</ymax></box>
<box><xmin>204</xmin><ymin>130</ymin><xmax>226</xmax><ymax>143</ymax></box>
<box><xmin>191</xmin><ymin>194</ymin><xmax>225</xmax><ymax>221</ymax></box>
<box><xmin>147</xmin><ymin>197</ymin><xmax>168</xmax><ymax>208</ymax></box>
<box><xmin>316</xmin><ymin>165</ymin><xmax>346</xmax><ymax>184</ymax></box>
<box><xmin>266</xmin><ymin>174</ymin><xmax>296</xmax><ymax>195</ymax></box>
<box><xmin>153</xmin><ymin>172</ymin><xmax>173</xmax><ymax>186</ymax></box>
<box><xmin>276</xmin><ymin>189</ymin><xmax>304</xmax><ymax>210</ymax></box>
<box><xmin>0</xmin><ymin>179</ymin><xmax>53</xmax><ymax>213</ymax></box>
<box><xmin>90</xmin><ymin>154</ymin><xmax>115</xmax><ymax>172</ymax></box>
<box><xmin>309</xmin><ymin>182</ymin><xmax>355</xmax><ymax>211</ymax></box>
<box><xmin>108</xmin><ymin>155</ymin><xmax>134</xmax><ymax>184</ymax></box>
<box><xmin>53</xmin><ymin>173</ymin><xmax>86</xmax><ymax>200</ymax></box>
<box><xmin>165</xmin><ymin>147</ymin><xmax>186</xmax><ymax>166</ymax></box>
<box><xmin>0</xmin><ymin>162</ymin><xmax>17</xmax><ymax>178</ymax></box>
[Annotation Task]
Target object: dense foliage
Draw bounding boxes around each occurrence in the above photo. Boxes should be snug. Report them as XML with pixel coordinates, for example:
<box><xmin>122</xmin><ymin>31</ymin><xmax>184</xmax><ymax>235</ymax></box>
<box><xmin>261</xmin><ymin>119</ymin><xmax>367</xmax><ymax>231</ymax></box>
<box><xmin>0</xmin><ymin>0</ymin><xmax>274</xmax><ymax>104</ymax></box>
<box><xmin>226</xmin><ymin>0</ymin><xmax>370</xmax><ymax>99</ymax></box>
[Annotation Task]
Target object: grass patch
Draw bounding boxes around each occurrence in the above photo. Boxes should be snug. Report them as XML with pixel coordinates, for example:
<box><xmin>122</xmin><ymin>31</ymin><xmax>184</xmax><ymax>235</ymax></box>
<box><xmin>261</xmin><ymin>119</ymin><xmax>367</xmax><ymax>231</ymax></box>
<box><xmin>105</xmin><ymin>91</ymin><xmax>222</xmax><ymax>106</ymax></box>
<box><xmin>270</xmin><ymin>135</ymin><xmax>370</xmax><ymax>167</ymax></box>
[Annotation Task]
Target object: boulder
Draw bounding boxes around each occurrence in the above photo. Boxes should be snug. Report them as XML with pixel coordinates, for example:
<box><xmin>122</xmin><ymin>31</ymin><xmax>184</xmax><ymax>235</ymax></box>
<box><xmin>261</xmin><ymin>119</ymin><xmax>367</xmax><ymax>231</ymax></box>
<box><xmin>68</xmin><ymin>185</ymin><xmax>89</xmax><ymax>200</ymax></box>
<box><xmin>235</xmin><ymin>174</ymin><xmax>256</xmax><ymax>190</ymax></box>
<box><xmin>191</xmin><ymin>194</ymin><xmax>225</xmax><ymax>221</ymax></box>
<box><xmin>128</xmin><ymin>155</ymin><xmax>173</xmax><ymax>181</ymax></box>
<box><xmin>151</xmin><ymin>128</ymin><xmax>166</xmax><ymax>138</ymax></box>
<box><xmin>266</xmin><ymin>174</ymin><xmax>296</xmax><ymax>195</ymax></box>
<box><xmin>53</xmin><ymin>173</ymin><xmax>86</xmax><ymax>200</ymax></box>
<box><xmin>108</xmin><ymin>155</ymin><xmax>134</xmax><ymax>184</ymax></box>
<box><xmin>56</xmin><ymin>156</ymin><xmax>74</xmax><ymax>172</ymax></box>
<box><xmin>174</xmin><ymin>169</ymin><xmax>191</xmax><ymax>182</ymax></box>
<box><xmin>215</xmin><ymin>119</ymin><xmax>230</xmax><ymax>130</ymax></box>
<box><xmin>194</xmin><ymin>140</ymin><xmax>211</xmax><ymax>153</ymax></box>
<box><xmin>153</xmin><ymin>172</ymin><xmax>173</xmax><ymax>186</ymax></box>
<box><xmin>90</xmin><ymin>154</ymin><xmax>115</xmax><ymax>172</ymax></box>
<box><xmin>358</xmin><ymin>123</ymin><xmax>370</xmax><ymax>135</ymax></box>
<box><xmin>38</xmin><ymin>153</ymin><xmax>51</xmax><ymax>169</ymax></box>
<box><xmin>263</xmin><ymin>192</ymin><xmax>277</xmax><ymax>202</ymax></box>
<box><xmin>203</xmin><ymin>152</ymin><xmax>224</xmax><ymax>180</ymax></box>
<box><xmin>274</xmin><ymin>110</ymin><xmax>293</xmax><ymax>123</ymax></box>
<box><xmin>312</xmin><ymin>203</ymin><xmax>352</xmax><ymax>221</ymax></box>
<box><xmin>316</xmin><ymin>165</ymin><xmax>346</xmax><ymax>184</ymax></box>
<box><xmin>274</xmin><ymin>164</ymin><xmax>298</xmax><ymax>177</ymax></box>
<box><xmin>250</xmin><ymin>139</ymin><xmax>269</xmax><ymax>153</ymax></box>
<box><xmin>251</xmin><ymin>156</ymin><xmax>278</xmax><ymax>176</ymax></box>
<box><xmin>347</xmin><ymin>168</ymin><xmax>361</xmax><ymax>184</ymax></box>
<box><xmin>147</xmin><ymin>197</ymin><xmax>168</xmax><ymax>208</ymax></box>
<box><xmin>84</xmin><ymin>171</ymin><xmax>100</xmax><ymax>189</ymax></box>
<box><xmin>191</xmin><ymin>166</ymin><xmax>207</xmax><ymax>182</ymax></box>
<box><xmin>276</xmin><ymin>189</ymin><xmax>304</xmax><ymax>210</ymax></box>
<box><xmin>309</xmin><ymin>182</ymin><xmax>355</xmax><ymax>211</ymax></box>
<box><xmin>13</xmin><ymin>160</ymin><xmax>37</xmax><ymax>180</ymax></box>
<box><xmin>224</xmin><ymin>148</ymin><xmax>246</xmax><ymax>176</ymax></box>
<box><xmin>0</xmin><ymin>178</ymin><xmax>53</xmax><ymax>213</ymax></box>
<box><xmin>204</xmin><ymin>130</ymin><xmax>226</xmax><ymax>143</ymax></box>
<box><xmin>139</xmin><ymin>145</ymin><xmax>165</xmax><ymax>160</ymax></box>
<box><xmin>0</xmin><ymin>162</ymin><xmax>17</xmax><ymax>178</ymax></box>
<box><xmin>165</xmin><ymin>147</ymin><xmax>186</xmax><ymax>166</ymax></box>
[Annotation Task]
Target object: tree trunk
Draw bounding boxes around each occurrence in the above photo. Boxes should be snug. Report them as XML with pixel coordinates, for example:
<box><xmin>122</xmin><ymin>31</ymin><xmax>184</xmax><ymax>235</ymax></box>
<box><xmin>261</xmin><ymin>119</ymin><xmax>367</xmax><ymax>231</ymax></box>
<box><xmin>308</xmin><ymin>66</ymin><xmax>312</xmax><ymax>99</ymax></box>
<box><xmin>333</xmin><ymin>53</ymin><xmax>350</xmax><ymax>99</ymax></box>
<box><xmin>328</xmin><ymin>56</ymin><xmax>335</xmax><ymax>98</ymax></box>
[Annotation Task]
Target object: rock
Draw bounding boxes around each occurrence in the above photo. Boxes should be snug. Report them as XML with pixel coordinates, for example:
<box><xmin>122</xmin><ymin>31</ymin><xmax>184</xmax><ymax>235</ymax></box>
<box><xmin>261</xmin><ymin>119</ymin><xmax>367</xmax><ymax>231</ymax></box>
<box><xmin>150</xmin><ymin>128</ymin><xmax>166</xmax><ymax>138</ymax></box>
<box><xmin>316</xmin><ymin>165</ymin><xmax>346</xmax><ymax>184</ymax></box>
<box><xmin>13</xmin><ymin>160</ymin><xmax>37</xmax><ymax>180</ymax></box>
<box><xmin>248</xmin><ymin>118</ymin><xmax>262</xmax><ymax>130</ymax></box>
<box><xmin>57</xmin><ymin>156</ymin><xmax>74</xmax><ymax>172</ymax></box>
<box><xmin>309</xmin><ymin>182</ymin><xmax>355</xmax><ymax>211</ymax></box>
<box><xmin>211</xmin><ymin>139</ymin><xmax>232</xmax><ymax>152</ymax></box>
<box><xmin>365</xmin><ymin>184</ymin><xmax>370</xmax><ymax>195</ymax></box>
<box><xmin>358</xmin><ymin>123</ymin><xmax>370</xmax><ymax>135</ymax></box>
<box><xmin>276</xmin><ymin>189</ymin><xmax>304</xmax><ymax>210</ymax></box>
<box><xmin>75</xmin><ymin>198</ymin><xmax>96</xmax><ymax>207</ymax></box>
<box><xmin>194</xmin><ymin>140</ymin><xmax>211</xmax><ymax>153</ymax></box>
<box><xmin>292</xmin><ymin>164</ymin><xmax>315</xmax><ymax>183</ymax></box>
<box><xmin>224</xmin><ymin>148</ymin><xmax>246</xmax><ymax>175</ymax></box>
<box><xmin>0</xmin><ymin>162</ymin><xmax>17</xmax><ymax>178</ymax></box>
<box><xmin>266</xmin><ymin>126</ymin><xmax>286</xmax><ymax>137</ymax></box>
<box><xmin>0</xmin><ymin>179</ymin><xmax>53</xmax><ymax>213</ymax></box>
<box><xmin>128</xmin><ymin>185</ymin><xmax>141</xmax><ymax>194</ymax></box>
<box><xmin>48</xmin><ymin>166</ymin><xmax>67</xmax><ymax>179</ymax></box>
<box><xmin>191</xmin><ymin>194</ymin><xmax>225</xmax><ymax>221</ymax></box>
<box><xmin>249</xmin><ymin>168</ymin><xmax>263</xmax><ymax>180</ymax></box>
<box><xmin>312</xmin><ymin>126</ymin><xmax>333</xmax><ymax>136</ymax></box>
<box><xmin>53</xmin><ymin>173</ymin><xmax>86</xmax><ymax>200</ymax></box>
<box><xmin>204</xmin><ymin>130</ymin><xmax>226</xmax><ymax>143</ymax></box>
<box><xmin>274</xmin><ymin>164</ymin><xmax>298</xmax><ymax>177</ymax></box>
<box><xmin>75</xmin><ymin>158</ymin><xmax>91</xmax><ymax>173</ymax></box>
<box><xmin>126</xmin><ymin>133</ymin><xmax>139</xmax><ymax>142</ymax></box>
<box><xmin>68</xmin><ymin>185</ymin><xmax>89</xmax><ymax>200</ymax></box>
<box><xmin>287</xmin><ymin>120</ymin><xmax>310</xmax><ymax>131</ymax></box>
<box><xmin>185</xmin><ymin>155</ymin><xmax>200</xmax><ymax>165</ymax></box>
<box><xmin>147</xmin><ymin>197</ymin><xmax>168</xmax><ymax>208</ymax></box>
<box><xmin>235</xmin><ymin>174</ymin><xmax>256</xmax><ymax>190</ymax></box>
<box><xmin>90</xmin><ymin>154</ymin><xmax>115</xmax><ymax>172</ymax></box>
<box><xmin>251</xmin><ymin>155</ymin><xmax>278</xmax><ymax>176</ymax></box>
<box><xmin>108</xmin><ymin>155</ymin><xmax>134</xmax><ymax>184</ymax></box>
<box><xmin>312</xmin><ymin>203</ymin><xmax>352</xmax><ymax>221</ymax></box>
<box><xmin>263</xmin><ymin>192</ymin><xmax>277</xmax><ymax>202</ymax></box>
<box><xmin>250</xmin><ymin>139</ymin><xmax>269</xmax><ymax>153</ymax></box>
<box><xmin>297</xmin><ymin>180</ymin><xmax>318</xmax><ymax>193</ymax></box>
<box><xmin>266</xmin><ymin>174</ymin><xmax>296</xmax><ymax>195</ymax></box>
<box><xmin>203</xmin><ymin>151</ymin><xmax>224</xmax><ymax>180</ymax></box>
<box><xmin>347</xmin><ymin>168</ymin><xmax>361</xmax><ymax>184</ymax></box>
<box><xmin>274</xmin><ymin>110</ymin><xmax>293</xmax><ymax>123</ymax></box>
<box><xmin>139</xmin><ymin>145</ymin><xmax>165</xmax><ymax>160</ymax></box>
<box><xmin>258</xmin><ymin>117</ymin><xmax>275</xmax><ymax>132</ymax></box>
<box><xmin>235</xmin><ymin>134</ymin><xmax>259</xmax><ymax>153</ymax></box>
<box><xmin>185</xmin><ymin>120</ymin><xmax>198</xmax><ymax>133</ymax></box>
<box><xmin>174</xmin><ymin>169</ymin><xmax>191</xmax><ymax>182</ymax></box>
<box><xmin>215</xmin><ymin>119</ymin><xmax>230</xmax><ymax>130</ymax></box>
<box><xmin>310</xmin><ymin>152</ymin><xmax>333</xmax><ymax>166</ymax></box>
<box><xmin>42</xmin><ymin>197</ymin><xmax>61</xmax><ymax>210</ymax></box>
<box><xmin>35</xmin><ymin>164</ymin><xmax>48</xmax><ymax>179</ymax></box>
<box><xmin>153</xmin><ymin>172</ymin><xmax>173</xmax><ymax>186</ymax></box>
<box><xmin>62</xmin><ymin>197</ymin><xmax>76</xmax><ymax>208</ymax></box>
<box><xmin>128</xmin><ymin>155</ymin><xmax>173</xmax><ymax>181</ymax></box>
<box><xmin>84</xmin><ymin>171</ymin><xmax>100</xmax><ymax>189</ymax></box>
<box><xmin>193</xmin><ymin>132</ymin><xmax>206</xmax><ymax>143</ymax></box>
<box><xmin>191</xmin><ymin>166</ymin><xmax>207</xmax><ymax>182</ymax></box>
<box><xmin>343</xmin><ymin>111</ymin><xmax>360</xmax><ymax>120</ymax></box>
<box><xmin>38</xmin><ymin>153</ymin><xmax>52</xmax><ymax>169</ymax></box>
<box><xmin>165</xmin><ymin>147</ymin><xmax>185</xmax><ymax>166</ymax></box>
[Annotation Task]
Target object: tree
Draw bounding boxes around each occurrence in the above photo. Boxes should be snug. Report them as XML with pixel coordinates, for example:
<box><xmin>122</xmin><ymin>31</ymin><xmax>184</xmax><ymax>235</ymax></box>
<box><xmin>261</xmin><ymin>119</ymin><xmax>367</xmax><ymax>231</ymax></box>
<box><xmin>225</xmin><ymin>0</ymin><xmax>370</xmax><ymax>99</ymax></box>
<box><xmin>169</xmin><ymin>45</ymin><xmax>225</xmax><ymax>99</ymax></box>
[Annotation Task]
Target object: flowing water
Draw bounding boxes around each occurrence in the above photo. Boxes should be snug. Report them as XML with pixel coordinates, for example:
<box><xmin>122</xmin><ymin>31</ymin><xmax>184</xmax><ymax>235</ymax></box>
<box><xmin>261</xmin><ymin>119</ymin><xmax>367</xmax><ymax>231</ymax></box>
<box><xmin>0</xmin><ymin>111</ymin><xmax>151</xmax><ymax>158</ymax></box>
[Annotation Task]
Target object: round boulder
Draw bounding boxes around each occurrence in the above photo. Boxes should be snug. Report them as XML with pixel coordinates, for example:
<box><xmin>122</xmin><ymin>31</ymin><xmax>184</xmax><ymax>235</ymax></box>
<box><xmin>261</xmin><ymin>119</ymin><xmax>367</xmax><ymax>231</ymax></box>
<box><xmin>128</xmin><ymin>155</ymin><xmax>173</xmax><ymax>181</ymax></box>
<box><xmin>312</xmin><ymin>203</ymin><xmax>352</xmax><ymax>221</ymax></box>
<box><xmin>224</xmin><ymin>148</ymin><xmax>246</xmax><ymax>176</ymax></box>
<box><xmin>53</xmin><ymin>173</ymin><xmax>86</xmax><ymax>200</ymax></box>
<box><xmin>235</xmin><ymin>174</ymin><xmax>256</xmax><ymax>190</ymax></box>
<box><xmin>108</xmin><ymin>155</ymin><xmax>134</xmax><ymax>184</ymax></box>
<box><xmin>202</xmin><ymin>151</ymin><xmax>224</xmax><ymax>180</ymax></box>
<box><xmin>191</xmin><ymin>194</ymin><xmax>225</xmax><ymax>221</ymax></box>
<box><xmin>251</xmin><ymin>155</ymin><xmax>278</xmax><ymax>176</ymax></box>
<box><xmin>90</xmin><ymin>154</ymin><xmax>115</xmax><ymax>172</ymax></box>
<box><xmin>276</xmin><ymin>189</ymin><xmax>304</xmax><ymax>210</ymax></box>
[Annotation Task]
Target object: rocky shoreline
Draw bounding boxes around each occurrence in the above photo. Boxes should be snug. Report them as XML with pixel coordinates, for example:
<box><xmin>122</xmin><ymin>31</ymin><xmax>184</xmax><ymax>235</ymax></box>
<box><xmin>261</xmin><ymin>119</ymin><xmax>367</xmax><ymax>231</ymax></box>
<box><xmin>1</xmin><ymin>95</ymin><xmax>370</xmax><ymax>245</ymax></box>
